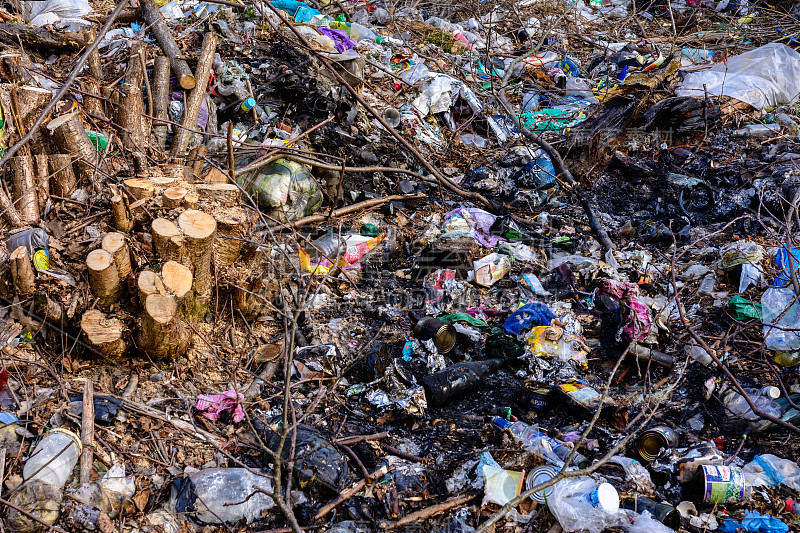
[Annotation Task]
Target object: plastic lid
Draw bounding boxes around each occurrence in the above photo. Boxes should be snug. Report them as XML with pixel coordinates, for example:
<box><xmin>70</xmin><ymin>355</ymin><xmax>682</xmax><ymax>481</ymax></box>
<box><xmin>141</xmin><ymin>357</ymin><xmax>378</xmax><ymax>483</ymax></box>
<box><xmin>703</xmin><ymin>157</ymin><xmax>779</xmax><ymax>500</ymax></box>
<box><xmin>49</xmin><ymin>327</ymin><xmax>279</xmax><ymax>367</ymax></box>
<box><xmin>242</xmin><ymin>97</ymin><xmax>256</xmax><ymax>111</ymax></box>
<box><xmin>762</xmin><ymin>386</ymin><xmax>781</xmax><ymax>399</ymax></box>
<box><xmin>595</xmin><ymin>483</ymin><xmax>620</xmax><ymax>512</ymax></box>
<box><xmin>376</xmin><ymin>35</ymin><xmax>384</xmax><ymax>44</ymax></box>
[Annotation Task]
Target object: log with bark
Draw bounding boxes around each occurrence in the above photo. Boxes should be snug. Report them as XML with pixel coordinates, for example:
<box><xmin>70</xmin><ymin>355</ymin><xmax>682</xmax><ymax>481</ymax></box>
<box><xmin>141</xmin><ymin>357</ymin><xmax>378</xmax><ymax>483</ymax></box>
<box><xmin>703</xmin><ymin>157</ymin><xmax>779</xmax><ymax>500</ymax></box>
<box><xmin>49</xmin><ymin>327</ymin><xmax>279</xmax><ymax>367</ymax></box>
<box><xmin>117</xmin><ymin>81</ymin><xmax>147</xmax><ymax>151</ymax></box>
<box><xmin>101</xmin><ymin>232</ymin><xmax>132</xmax><ymax>280</ymax></box>
<box><xmin>136</xmin><ymin>293</ymin><xmax>190</xmax><ymax>359</ymax></box>
<box><xmin>162</xmin><ymin>186</ymin><xmax>187</xmax><ymax>209</ymax></box>
<box><xmin>46</xmin><ymin>114</ymin><xmax>107</xmax><ymax>184</ymax></box>
<box><xmin>48</xmin><ymin>154</ymin><xmax>76</xmax><ymax>197</ymax></box>
<box><xmin>9</xmin><ymin>155</ymin><xmax>39</xmax><ymax>224</ymax></box>
<box><xmin>0</xmin><ymin>23</ymin><xmax>84</xmax><ymax>50</ymax></box>
<box><xmin>33</xmin><ymin>154</ymin><xmax>49</xmax><ymax>208</ymax></box>
<box><xmin>188</xmin><ymin>145</ymin><xmax>208</xmax><ymax>180</ymax></box>
<box><xmin>171</xmin><ymin>32</ymin><xmax>217</xmax><ymax>156</ymax></box>
<box><xmin>213</xmin><ymin>212</ymin><xmax>245</xmax><ymax>268</ymax></box>
<box><xmin>81</xmin><ymin>310</ymin><xmax>126</xmax><ymax>358</ymax></box>
<box><xmin>11</xmin><ymin>85</ymin><xmax>51</xmax><ymax>155</ymax></box>
<box><xmin>196</xmin><ymin>183</ymin><xmax>241</xmax><ymax>207</ymax></box>
<box><xmin>151</xmin><ymin>55</ymin><xmax>170</xmax><ymax>151</ymax></box>
<box><xmin>110</xmin><ymin>191</ymin><xmax>133</xmax><ymax>232</ymax></box>
<box><xmin>139</xmin><ymin>0</ymin><xmax>195</xmax><ymax>90</ymax></box>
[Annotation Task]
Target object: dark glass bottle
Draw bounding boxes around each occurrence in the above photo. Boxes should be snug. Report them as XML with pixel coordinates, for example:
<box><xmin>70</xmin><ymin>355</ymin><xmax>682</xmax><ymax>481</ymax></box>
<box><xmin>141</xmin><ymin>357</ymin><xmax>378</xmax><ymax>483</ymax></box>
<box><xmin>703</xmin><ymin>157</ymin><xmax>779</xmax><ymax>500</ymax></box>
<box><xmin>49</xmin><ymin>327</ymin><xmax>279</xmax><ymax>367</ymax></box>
<box><xmin>421</xmin><ymin>359</ymin><xmax>504</xmax><ymax>407</ymax></box>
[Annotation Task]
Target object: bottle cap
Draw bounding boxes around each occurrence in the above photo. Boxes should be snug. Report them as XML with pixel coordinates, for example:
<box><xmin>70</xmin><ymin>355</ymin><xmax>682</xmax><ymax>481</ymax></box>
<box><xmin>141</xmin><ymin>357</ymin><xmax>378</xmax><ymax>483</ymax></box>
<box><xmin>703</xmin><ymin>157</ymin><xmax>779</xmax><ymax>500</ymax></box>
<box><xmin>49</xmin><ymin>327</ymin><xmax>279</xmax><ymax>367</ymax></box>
<box><xmin>787</xmin><ymin>498</ymin><xmax>795</xmax><ymax>512</ymax></box>
<box><xmin>376</xmin><ymin>35</ymin><xmax>384</xmax><ymax>44</ymax></box>
<box><xmin>241</xmin><ymin>97</ymin><xmax>256</xmax><ymax>112</ymax></box>
<box><xmin>762</xmin><ymin>385</ymin><xmax>781</xmax><ymax>399</ymax></box>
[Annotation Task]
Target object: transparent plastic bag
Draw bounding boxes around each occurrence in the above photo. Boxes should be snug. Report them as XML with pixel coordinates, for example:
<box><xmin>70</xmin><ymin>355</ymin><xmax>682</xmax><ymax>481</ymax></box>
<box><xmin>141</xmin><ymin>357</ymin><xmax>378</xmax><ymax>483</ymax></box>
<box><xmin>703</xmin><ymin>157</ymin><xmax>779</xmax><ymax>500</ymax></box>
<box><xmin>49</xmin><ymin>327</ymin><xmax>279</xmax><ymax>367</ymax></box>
<box><xmin>237</xmin><ymin>158</ymin><xmax>322</xmax><ymax>221</ymax></box>
<box><xmin>24</xmin><ymin>0</ymin><xmax>93</xmax><ymax>22</ymax></box>
<box><xmin>743</xmin><ymin>454</ymin><xmax>800</xmax><ymax>492</ymax></box>
<box><xmin>548</xmin><ymin>477</ymin><xmax>623</xmax><ymax>533</ymax></box>
<box><xmin>624</xmin><ymin>510</ymin><xmax>676</xmax><ymax>533</ymax></box>
<box><xmin>762</xmin><ymin>288</ymin><xmax>800</xmax><ymax>351</ymax></box>
<box><xmin>677</xmin><ymin>43</ymin><xmax>800</xmax><ymax>110</ymax></box>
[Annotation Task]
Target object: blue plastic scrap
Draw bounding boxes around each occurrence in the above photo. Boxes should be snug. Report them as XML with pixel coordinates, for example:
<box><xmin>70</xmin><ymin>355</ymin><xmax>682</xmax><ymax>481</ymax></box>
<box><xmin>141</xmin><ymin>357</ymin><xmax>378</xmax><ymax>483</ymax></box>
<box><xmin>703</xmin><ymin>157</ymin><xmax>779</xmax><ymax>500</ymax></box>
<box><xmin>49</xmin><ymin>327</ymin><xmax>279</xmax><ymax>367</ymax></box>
<box><xmin>720</xmin><ymin>511</ymin><xmax>788</xmax><ymax>533</ymax></box>
<box><xmin>772</xmin><ymin>246</ymin><xmax>800</xmax><ymax>288</ymax></box>
<box><xmin>502</xmin><ymin>302</ymin><xmax>556</xmax><ymax>335</ymax></box>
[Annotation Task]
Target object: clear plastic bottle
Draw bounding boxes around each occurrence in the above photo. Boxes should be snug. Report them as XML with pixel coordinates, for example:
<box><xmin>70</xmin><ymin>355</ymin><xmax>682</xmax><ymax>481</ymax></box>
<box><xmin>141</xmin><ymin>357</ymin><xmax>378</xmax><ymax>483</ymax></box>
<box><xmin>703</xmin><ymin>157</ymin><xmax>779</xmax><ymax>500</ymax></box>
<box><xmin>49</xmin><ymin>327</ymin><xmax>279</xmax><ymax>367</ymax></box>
<box><xmin>173</xmin><ymin>468</ymin><xmax>275</xmax><ymax>524</ymax></box>
<box><xmin>721</xmin><ymin>386</ymin><xmax>783</xmax><ymax>423</ymax></box>
<box><xmin>681</xmin><ymin>47</ymin><xmax>715</xmax><ymax>62</ymax></box>
<box><xmin>23</xmin><ymin>429</ymin><xmax>81</xmax><ymax>489</ymax></box>
<box><xmin>762</xmin><ymin>287</ymin><xmax>800</xmax><ymax>351</ymax></box>
<box><xmin>776</xmin><ymin>113</ymin><xmax>799</xmax><ymax>134</ymax></box>
<box><xmin>495</xmin><ymin>418</ymin><xmax>589</xmax><ymax>467</ymax></box>
<box><xmin>731</xmin><ymin>123</ymin><xmax>781</xmax><ymax>138</ymax></box>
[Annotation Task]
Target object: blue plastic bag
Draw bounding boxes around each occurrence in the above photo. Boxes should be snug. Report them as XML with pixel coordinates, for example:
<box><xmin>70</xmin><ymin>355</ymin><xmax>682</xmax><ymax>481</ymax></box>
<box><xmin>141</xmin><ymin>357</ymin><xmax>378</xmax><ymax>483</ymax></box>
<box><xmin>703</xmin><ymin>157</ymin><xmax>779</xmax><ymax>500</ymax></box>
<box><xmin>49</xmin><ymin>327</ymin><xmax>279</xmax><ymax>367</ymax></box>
<box><xmin>773</xmin><ymin>246</ymin><xmax>800</xmax><ymax>288</ymax></box>
<box><xmin>502</xmin><ymin>302</ymin><xmax>556</xmax><ymax>335</ymax></box>
<box><xmin>720</xmin><ymin>511</ymin><xmax>788</xmax><ymax>533</ymax></box>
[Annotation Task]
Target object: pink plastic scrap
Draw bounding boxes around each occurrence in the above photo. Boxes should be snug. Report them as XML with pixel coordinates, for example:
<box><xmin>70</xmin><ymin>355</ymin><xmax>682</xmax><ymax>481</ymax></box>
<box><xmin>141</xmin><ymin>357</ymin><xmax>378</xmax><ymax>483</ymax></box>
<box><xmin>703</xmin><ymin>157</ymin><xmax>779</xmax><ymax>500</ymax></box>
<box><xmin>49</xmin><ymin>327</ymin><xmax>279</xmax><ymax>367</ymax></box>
<box><xmin>195</xmin><ymin>390</ymin><xmax>245</xmax><ymax>422</ymax></box>
<box><xmin>599</xmin><ymin>279</ymin><xmax>652</xmax><ymax>342</ymax></box>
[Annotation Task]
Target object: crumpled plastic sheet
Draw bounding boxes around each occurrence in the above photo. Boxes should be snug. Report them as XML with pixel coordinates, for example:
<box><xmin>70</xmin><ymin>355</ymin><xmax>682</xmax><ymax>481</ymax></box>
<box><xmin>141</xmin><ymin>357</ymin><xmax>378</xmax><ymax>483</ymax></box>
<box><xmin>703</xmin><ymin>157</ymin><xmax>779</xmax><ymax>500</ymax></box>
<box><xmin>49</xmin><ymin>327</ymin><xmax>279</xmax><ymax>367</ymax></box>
<box><xmin>443</xmin><ymin>208</ymin><xmax>504</xmax><ymax>248</ymax></box>
<box><xmin>195</xmin><ymin>390</ymin><xmax>245</xmax><ymax>422</ymax></box>
<box><xmin>677</xmin><ymin>43</ymin><xmax>800</xmax><ymax>110</ymax></box>
<box><xmin>318</xmin><ymin>27</ymin><xmax>356</xmax><ymax>53</ymax></box>
<box><xmin>600</xmin><ymin>279</ymin><xmax>652</xmax><ymax>342</ymax></box>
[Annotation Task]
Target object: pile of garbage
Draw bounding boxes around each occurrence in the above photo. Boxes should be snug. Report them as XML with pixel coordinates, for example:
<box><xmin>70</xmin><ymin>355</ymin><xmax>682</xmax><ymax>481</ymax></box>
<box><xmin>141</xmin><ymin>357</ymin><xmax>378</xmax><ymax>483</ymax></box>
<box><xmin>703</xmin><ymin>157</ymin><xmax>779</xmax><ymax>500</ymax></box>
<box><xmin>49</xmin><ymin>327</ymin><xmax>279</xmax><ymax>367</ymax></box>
<box><xmin>2</xmin><ymin>0</ymin><xmax>800</xmax><ymax>530</ymax></box>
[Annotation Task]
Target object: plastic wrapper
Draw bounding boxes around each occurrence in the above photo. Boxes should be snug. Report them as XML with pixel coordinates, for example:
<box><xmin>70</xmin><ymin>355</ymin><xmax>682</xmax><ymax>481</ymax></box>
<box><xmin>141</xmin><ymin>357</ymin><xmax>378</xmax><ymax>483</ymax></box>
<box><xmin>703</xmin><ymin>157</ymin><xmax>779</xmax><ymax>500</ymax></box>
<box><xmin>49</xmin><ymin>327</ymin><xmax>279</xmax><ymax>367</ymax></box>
<box><xmin>443</xmin><ymin>208</ymin><xmax>504</xmax><ymax>248</ymax></box>
<box><xmin>473</xmin><ymin>253</ymin><xmax>511</xmax><ymax>287</ymax></box>
<box><xmin>719</xmin><ymin>241</ymin><xmax>765</xmax><ymax>270</ymax></box>
<box><xmin>412</xmin><ymin>74</ymin><xmax>456</xmax><ymax>116</ymax></box>
<box><xmin>482</xmin><ymin>465</ymin><xmax>524</xmax><ymax>506</ymax></box>
<box><xmin>524</xmin><ymin>325</ymin><xmax>589</xmax><ymax>367</ymax></box>
<box><xmin>772</xmin><ymin>246</ymin><xmax>800</xmax><ymax>288</ymax></box>
<box><xmin>677</xmin><ymin>44</ymin><xmax>800</xmax><ymax>110</ymax></box>
<box><xmin>548</xmin><ymin>477</ymin><xmax>624</xmax><ymax>533</ymax></box>
<box><xmin>624</xmin><ymin>510</ymin><xmax>676</xmax><ymax>533</ymax></box>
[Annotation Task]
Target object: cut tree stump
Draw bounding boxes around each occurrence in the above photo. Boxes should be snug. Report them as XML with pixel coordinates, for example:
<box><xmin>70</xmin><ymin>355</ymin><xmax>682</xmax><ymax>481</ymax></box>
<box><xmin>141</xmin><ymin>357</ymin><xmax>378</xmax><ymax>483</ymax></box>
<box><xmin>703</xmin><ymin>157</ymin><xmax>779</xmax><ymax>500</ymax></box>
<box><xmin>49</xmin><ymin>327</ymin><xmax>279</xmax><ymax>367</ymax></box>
<box><xmin>110</xmin><ymin>191</ymin><xmax>133</xmax><ymax>232</ymax></box>
<box><xmin>161</xmin><ymin>260</ymin><xmax>193</xmax><ymax>304</ymax></box>
<box><xmin>46</xmin><ymin>114</ymin><xmax>107</xmax><ymax>184</ymax></box>
<box><xmin>9</xmin><ymin>246</ymin><xmax>35</xmax><ymax>297</ymax></box>
<box><xmin>214</xmin><ymin>213</ymin><xmax>245</xmax><ymax>268</ymax></box>
<box><xmin>123</xmin><ymin>178</ymin><xmax>154</xmax><ymax>200</ymax></box>
<box><xmin>196</xmin><ymin>183</ymin><xmax>241</xmax><ymax>207</ymax></box>
<box><xmin>87</xmin><ymin>249</ymin><xmax>121</xmax><ymax>309</ymax></box>
<box><xmin>163</xmin><ymin>186</ymin><xmax>187</xmax><ymax>209</ymax></box>
<box><xmin>152</xmin><ymin>218</ymin><xmax>183</xmax><ymax>262</ymax></box>
<box><xmin>10</xmin><ymin>155</ymin><xmax>39</xmax><ymax>224</ymax></box>
<box><xmin>136</xmin><ymin>293</ymin><xmax>190</xmax><ymax>359</ymax></box>
<box><xmin>48</xmin><ymin>154</ymin><xmax>77</xmax><ymax>197</ymax></box>
<box><xmin>13</xmin><ymin>85</ymin><xmax>52</xmax><ymax>155</ymax></box>
<box><xmin>188</xmin><ymin>145</ymin><xmax>208</xmax><ymax>181</ymax></box>
<box><xmin>81</xmin><ymin>309</ymin><xmax>126</xmax><ymax>358</ymax></box>
<box><xmin>137</xmin><ymin>270</ymin><xmax>165</xmax><ymax>307</ymax></box>
<box><xmin>183</xmin><ymin>191</ymin><xmax>199</xmax><ymax>210</ymax></box>
<box><xmin>178</xmin><ymin>210</ymin><xmax>216</xmax><ymax>312</ymax></box>
<box><xmin>101</xmin><ymin>232</ymin><xmax>132</xmax><ymax>280</ymax></box>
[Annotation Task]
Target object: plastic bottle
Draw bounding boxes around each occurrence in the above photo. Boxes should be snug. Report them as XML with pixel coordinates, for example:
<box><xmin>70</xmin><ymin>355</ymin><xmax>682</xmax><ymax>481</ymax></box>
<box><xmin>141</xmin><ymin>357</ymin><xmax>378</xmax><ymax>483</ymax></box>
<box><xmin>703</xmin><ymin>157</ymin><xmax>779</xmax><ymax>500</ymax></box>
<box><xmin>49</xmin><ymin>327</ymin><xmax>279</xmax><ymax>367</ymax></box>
<box><xmin>721</xmin><ymin>385</ymin><xmax>784</xmax><ymax>424</ymax></box>
<box><xmin>622</xmin><ymin>496</ymin><xmax>680</xmax><ymax>529</ymax></box>
<box><xmin>686</xmin><ymin>340</ymin><xmax>713</xmax><ymax>366</ymax></box>
<box><xmin>329</xmin><ymin>21</ymin><xmax>383</xmax><ymax>44</ymax></box>
<box><xmin>308</xmin><ymin>233</ymin><xmax>347</xmax><ymax>261</ymax></box>
<box><xmin>494</xmin><ymin>418</ymin><xmax>589</xmax><ymax>467</ymax></box>
<box><xmin>217</xmin><ymin>97</ymin><xmax>256</xmax><ymax>125</ymax></box>
<box><xmin>421</xmin><ymin>359</ymin><xmax>504</xmax><ymax>407</ymax></box>
<box><xmin>173</xmin><ymin>468</ymin><xmax>275</xmax><ymax>524</ymax></box>
<box><xmin>762</xmin><ymin>287</ymin><xmax>800</xmax><ymax>351</ymax></box>
<box><xmin>681</xmin><ymin>47</ymin><xmax>715</xmax><ymax>62</ymax></box>
<box><xmin>698</xmin><ymin>274</ymin><xmax>716</xmax><ymax>295</ymax></box>
<box><xmin>23</xmin><ymin>429</ymin><xmax>81</xmax><ymax>489</ymax></box>
<box><xmin>731</xmin><ymin>123</ymin><xmax>781</xmax><ymax>138</ymax></box>
<box><xmin>776</xmin><ymin>113</ymin><xmax>799</xmax><ymax>134</ymax></box>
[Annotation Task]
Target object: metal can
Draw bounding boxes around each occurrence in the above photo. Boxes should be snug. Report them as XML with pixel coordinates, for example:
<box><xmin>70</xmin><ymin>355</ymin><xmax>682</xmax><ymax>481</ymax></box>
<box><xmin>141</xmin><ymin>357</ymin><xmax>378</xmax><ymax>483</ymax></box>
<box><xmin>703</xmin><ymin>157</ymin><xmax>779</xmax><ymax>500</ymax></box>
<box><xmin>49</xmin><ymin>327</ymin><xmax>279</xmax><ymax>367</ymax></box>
<box><xmin>410</xmin><ymin>313</ymin><xmax>457</xmax><ymax>353</ymax></box>
<box><xmin>637</xmin><ymin>425</ymin><xmax>678</xmax><ymax>463</ymax></box>
<box><xmin>694</xmin><ymin>465</ymin><xmax>745</xmax><ymax>504</ymax></box>
<box><xmin>526</xmin><ymin>465</ymin><xmax>558</xmax><ymax>503</ymax></box>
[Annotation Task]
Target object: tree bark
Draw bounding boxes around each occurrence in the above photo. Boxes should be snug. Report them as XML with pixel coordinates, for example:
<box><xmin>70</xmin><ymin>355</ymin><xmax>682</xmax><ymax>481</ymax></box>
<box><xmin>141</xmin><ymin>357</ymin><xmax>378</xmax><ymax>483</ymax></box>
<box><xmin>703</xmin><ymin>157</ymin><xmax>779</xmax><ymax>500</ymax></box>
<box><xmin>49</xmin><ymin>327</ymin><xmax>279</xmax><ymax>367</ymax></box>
<box><xmin>214</xmin><ymin>212</ymin><xmax>245</xmax><ymax>268</ymax></box>
<box><xmin>196</xmin><ymin>183</ymin><xmax>241</xmax><ymax>207</ymax></box>
<box><xmin>0</xmin><ymin>185</ymin><xmax>22</xmax><ymax>227</ymax></box>
<box><xmin>86</xmin><ymin>249</ymin><xmax>121</xmax><ymax>309</ymax></box>
<box><xmin>136</xmin><ymin>293</ymin><xmax>190</xmax><ymax>359</ymax></box>
<box><xmin>10</xmin><ymin>155</ymin><xmax>39</xmax><ymax>224</ymax></box>
<box><xmin>117</xmin><ymin>81</ymin><xmax>147</xmax><ymax>152</ymax></box>
<box><xmin>33</xmin><ymin>154</ymin><xmax>49</xmax><ymax>208</ymax></box>
<box><xmin>177</xmin><ymin>209</ymin><xmax>216</xmax><ymax>313</ymax></box>
<box><xmin>152</xmin><ymin>55</ymin><xmax>170</xmax><ymax>151</ymax></box>
<box><xmin>12</xmin><ymin>85</ymin><xmax>52</xmax><ymax>156</ymax></box>
<box><xmin>9</xmin><ymin>246</ymin><xmax>34</xmax><ymax>297</ymax></box>
<box><xmin>152</xmin><ymin>218</ymin><xmax>183</xmax><ymax>262</ymax></box>
<box><xmin>48</xmin><ymin>154</ymin><xmax>76</xmax><ymax>197</ymax></box>
<box><xmin>0</xmin><ymin>23</ymin><xmax>84</xmax><ymax>50</ymax></box>
<box><xmin>101</xmin><ymin>232</ymin><xmax>132</xmax><ymax>280</ymax></box>
<box><xmin>188</xmin><ymin>145</ymin><xmax>208</xmax><ymax>181</ymax></box>
<box><xmin>139</xmin><ymin>0</ymin><xmax>195</xmax><ymax>90</ymax></box>
<box><xmin>46</xmin><ymin>114</ymin><xmax>107</xmax><ymax>185</ymax></box>
<box><xmin>80</xmin><ymin>79</ymin><xmax>105</xmax><ymax>121</ymax></box>
<box><xmin>172</xmin><ymin>32</ymin><xmax>217</xmax><ymax>156</ymax></box>
<box><xmin>81</xmin><ymin>309</ymin><xmax>126</xmax><ymax>357</ymax></box>
<box><xmin>79</xmin><ymin>379</ymin><xmax>94</xmax><ymax>485</ymax></box>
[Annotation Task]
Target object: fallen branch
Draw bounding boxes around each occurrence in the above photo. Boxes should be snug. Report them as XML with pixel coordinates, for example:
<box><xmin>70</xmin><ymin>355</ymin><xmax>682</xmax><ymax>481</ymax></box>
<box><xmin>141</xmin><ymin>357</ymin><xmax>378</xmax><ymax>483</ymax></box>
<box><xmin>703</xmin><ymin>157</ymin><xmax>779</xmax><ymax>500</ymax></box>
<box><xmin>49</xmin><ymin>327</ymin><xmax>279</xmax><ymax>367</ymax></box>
<box><xmin>271</xmin><ymin>193</ymin><xmax>424</xmax><ymax>229</ymax></box>
<box><xmin>140</xmin><ymin>0</ymin><xmax>196</xmax><ymax>90</ymax></box>
<box><xmin>379</xmin><ymin>492</ymin><xmax>479</xmax><ymax>530</ymax></box>
<box><xmin>314</xmin><ymin>465</ymin><xmax>388</xmax><ymax>519</ymax></box>
<box><xmin>0</xmin><ymin>23</ymin><xmax>84</xmax><ymax>50</ymax></box>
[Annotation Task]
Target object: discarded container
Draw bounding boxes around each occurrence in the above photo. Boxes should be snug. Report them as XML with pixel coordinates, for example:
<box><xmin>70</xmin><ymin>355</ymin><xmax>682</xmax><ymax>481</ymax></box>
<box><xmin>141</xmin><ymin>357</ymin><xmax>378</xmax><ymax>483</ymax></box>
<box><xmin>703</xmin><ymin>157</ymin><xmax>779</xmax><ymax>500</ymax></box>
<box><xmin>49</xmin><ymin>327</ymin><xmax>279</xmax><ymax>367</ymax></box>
<box><xmin>23</xmin><ymin>428</ymin><xmax>81</xmax><ymax>489</ymax></box>
<box><xmin>687</xmin><ymin>465</ymin><xmax>745</xmax><ymax>504</ymax></box>
<box><xmin>623</xmin><ymin>496</ymin><xmax>680</xmax><ymax>529</ymax></box>
<box><xmin>217</xmin><ymin>97</ymin><xmax>256</xmax><ymax>125</ymax></box>
<box><xmin>526</xmin><ymin>465</ymin><xmax>558</xmax><ymax>503</ymax></box>
<box><xmin>5</xmin><ymin>228</ymin><xmax>50</xmax><ymax>256</ymax></box>
<box><xmin>731</xmin><ymin>123</ymin><xmax>781</xmax><ymax>138</ymax></box>
<box><xmin>421</xmin><ymin>359</ymin><xmax>504</xmax><ymax>407</ymax></box>
<box><xmin>495</xmin><ymin>418</ymin><xmax>589</xmax><ymax>467</ymax></box>
<box><xmin>676</xmin><ymin>441</ymin><xmax>724</xmax><ymax>483</ymax></box>
<box><xmin>409</xmin><ymin>312</ymin><xmax>457</xmax><ymax>353</ymax></box>
<box><xmin>173</xmin><ymin>468</ymin><xmax>275</xmax><ymax>524</ymax></box>
<box><xmin>762</xmin><ymin>287</ymin><xmax>800</xmax><ymax>351</ymax></box>
<box><xmin>473</xmin><ymin>253</ymin><xmax>511</xmax><ymax>287</ymax></box>
<box><xmin>636</xmin><ymin>425</ymin><xmax>678</xmax><ymax>463</ymax></box>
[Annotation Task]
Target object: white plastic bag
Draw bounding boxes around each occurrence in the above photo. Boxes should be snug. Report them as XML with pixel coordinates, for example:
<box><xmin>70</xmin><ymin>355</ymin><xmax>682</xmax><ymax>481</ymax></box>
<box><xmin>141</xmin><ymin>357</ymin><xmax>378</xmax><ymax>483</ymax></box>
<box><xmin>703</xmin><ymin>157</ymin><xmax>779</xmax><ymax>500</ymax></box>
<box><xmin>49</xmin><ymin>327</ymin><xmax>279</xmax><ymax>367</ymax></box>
<box><xmin>677</xmin><ymin>43</ymin><xmax>800</xmax><ymax>110</ymax></box>
<box><xmin>24</xmin><ymin>0</ymin><xmax>92</xmax><ymax>23</ymax></box>
<box><xmin>548</xmin><ymin>477</ymin><xmax>624</xmax><ymax>533</ymax></box>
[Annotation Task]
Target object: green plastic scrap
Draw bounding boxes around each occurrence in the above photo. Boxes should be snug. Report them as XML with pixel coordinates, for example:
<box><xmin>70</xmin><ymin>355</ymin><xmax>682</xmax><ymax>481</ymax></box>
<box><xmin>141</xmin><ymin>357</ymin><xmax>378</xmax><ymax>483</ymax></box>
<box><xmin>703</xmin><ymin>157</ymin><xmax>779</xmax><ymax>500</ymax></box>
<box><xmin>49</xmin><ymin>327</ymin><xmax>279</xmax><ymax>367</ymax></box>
<box><xmin>438</xmin><ymin>313</ymin><xmax>490</xmax><ymax>328</ymax></box>
<box><xmin>728</xmin><ymin>295</ymin><xmax>763</xmax><ymax>320</ymax></box>
<box><xmin>520</xmin><ymin>108</ymin><xmax>583</xmax><ymax>133</ymax></box>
